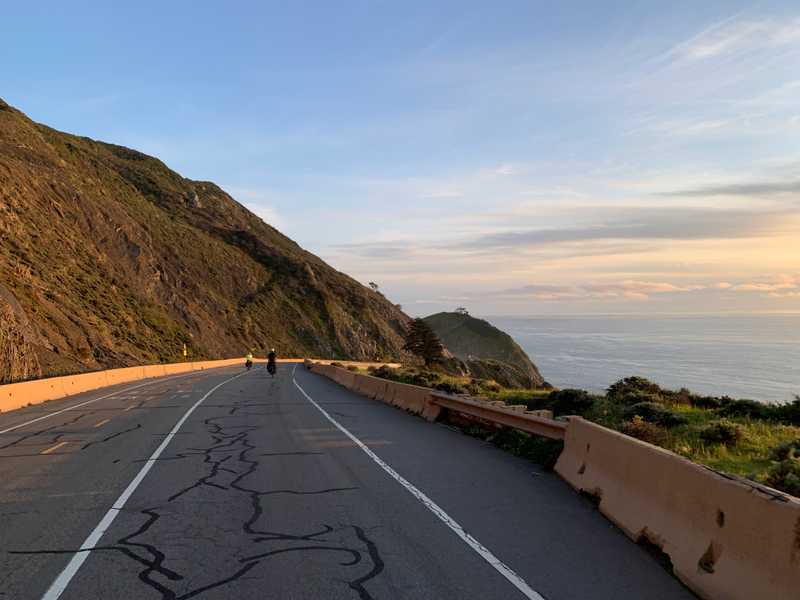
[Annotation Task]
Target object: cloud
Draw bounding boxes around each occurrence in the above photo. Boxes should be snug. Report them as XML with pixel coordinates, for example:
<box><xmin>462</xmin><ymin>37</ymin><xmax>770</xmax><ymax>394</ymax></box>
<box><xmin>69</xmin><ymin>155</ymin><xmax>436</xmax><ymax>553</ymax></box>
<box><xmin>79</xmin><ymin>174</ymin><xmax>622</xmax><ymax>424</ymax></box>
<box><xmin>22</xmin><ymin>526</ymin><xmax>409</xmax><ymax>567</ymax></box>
<box><xmin>493</xmin><ymin>280</ymin><xmax>708</xmax><ymax>302</ymax></box>
<box><xmin>331</xmin><ymin>243</ymin><xmax>413</xmax><ymax>260</ymax></box>
<box><xmin>663</xmin><ymin>180</ymin><xmax>800</xmax><ymax>198</ymax></box>
<box><xmin>222</xmin><ymin>186</ymin><xmax>287</xmax><ymax>229</ymax></box>
<box><xmin>665</xmin><ymin>17</ymin><xmax>800</xmax><ymax>62</ymax></box>
<box><xmin>455</xmin><ymin>207</ymin><xmax>788</xmax><ymax>251</ymax></box>
<box><xmin>480</xmin><ymin>275</ymin><xmax>800</xmax><ymax>303</ymax></box>
<box><xmin>730</xmin><ymin>275</ymin><xmax>799</xmax><ymax>293</ymax></box>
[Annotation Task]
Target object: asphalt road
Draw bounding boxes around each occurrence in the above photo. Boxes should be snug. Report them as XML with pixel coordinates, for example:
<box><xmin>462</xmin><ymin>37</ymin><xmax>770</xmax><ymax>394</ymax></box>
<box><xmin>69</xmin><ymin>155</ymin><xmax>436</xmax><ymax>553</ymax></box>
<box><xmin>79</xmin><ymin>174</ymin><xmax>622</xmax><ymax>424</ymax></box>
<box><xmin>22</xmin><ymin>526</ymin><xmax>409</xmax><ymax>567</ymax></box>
<box><xmin>0</xmin><ymin>364</ymin><xmax>696</xmax><ymax>600</ymax></box>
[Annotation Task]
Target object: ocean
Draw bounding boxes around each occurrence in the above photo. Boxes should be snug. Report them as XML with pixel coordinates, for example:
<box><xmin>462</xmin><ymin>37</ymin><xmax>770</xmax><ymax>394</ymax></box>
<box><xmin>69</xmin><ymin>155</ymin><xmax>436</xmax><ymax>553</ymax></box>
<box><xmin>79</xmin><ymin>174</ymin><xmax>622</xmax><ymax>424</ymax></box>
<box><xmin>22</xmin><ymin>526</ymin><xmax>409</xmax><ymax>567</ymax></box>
<box><xmin>490</xmin><ymin>314</ymin><xmax>800</xmax><ymax>404</ymax></box>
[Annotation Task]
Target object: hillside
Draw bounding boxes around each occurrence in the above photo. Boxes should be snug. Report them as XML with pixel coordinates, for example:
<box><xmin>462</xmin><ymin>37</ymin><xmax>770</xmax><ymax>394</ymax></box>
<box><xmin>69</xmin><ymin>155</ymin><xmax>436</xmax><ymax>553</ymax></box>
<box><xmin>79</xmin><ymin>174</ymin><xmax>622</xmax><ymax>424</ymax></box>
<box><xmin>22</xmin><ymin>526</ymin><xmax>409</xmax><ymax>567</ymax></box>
<box><xmin>424</xmin><ymin>312</ymin><xmax>546</xmax><ymax>388</ymax></box>
<box><xmin>0</xmin><ymin>99</ymin><xmax>410</xmax><ymax>382</ymax></box>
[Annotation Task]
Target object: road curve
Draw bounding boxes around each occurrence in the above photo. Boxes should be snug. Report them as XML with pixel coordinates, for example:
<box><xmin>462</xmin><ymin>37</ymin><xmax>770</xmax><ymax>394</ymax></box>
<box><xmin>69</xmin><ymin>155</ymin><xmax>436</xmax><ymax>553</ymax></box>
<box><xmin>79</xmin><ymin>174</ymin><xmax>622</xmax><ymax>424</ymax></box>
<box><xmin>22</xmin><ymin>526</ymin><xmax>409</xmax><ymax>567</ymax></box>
<box><xmin>0</xmin><ymin>365</ymin><xmax>696</xmax><ymax>599</ymax></box>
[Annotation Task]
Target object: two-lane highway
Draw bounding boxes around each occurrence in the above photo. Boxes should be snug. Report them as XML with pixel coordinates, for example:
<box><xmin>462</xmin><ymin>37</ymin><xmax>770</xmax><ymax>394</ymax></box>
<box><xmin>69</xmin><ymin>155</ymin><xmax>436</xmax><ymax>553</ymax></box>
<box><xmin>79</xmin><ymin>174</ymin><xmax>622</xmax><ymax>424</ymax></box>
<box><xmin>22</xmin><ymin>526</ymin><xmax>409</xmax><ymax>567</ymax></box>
<box><xmin>0</xmin><ymin>365</ymin><xmax>696</xmax><ymax>599</ymax></box>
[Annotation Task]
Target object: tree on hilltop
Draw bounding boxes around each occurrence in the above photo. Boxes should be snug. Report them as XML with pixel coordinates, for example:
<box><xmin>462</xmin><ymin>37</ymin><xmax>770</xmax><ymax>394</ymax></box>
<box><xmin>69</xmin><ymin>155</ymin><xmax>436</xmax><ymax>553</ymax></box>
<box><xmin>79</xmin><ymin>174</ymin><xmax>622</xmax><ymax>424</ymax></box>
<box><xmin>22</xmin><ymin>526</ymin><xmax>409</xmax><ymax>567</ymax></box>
<box><xmin>403</xmin><ymin>318</ymin><xmax>445</xmax><ymax>366</ymax></box>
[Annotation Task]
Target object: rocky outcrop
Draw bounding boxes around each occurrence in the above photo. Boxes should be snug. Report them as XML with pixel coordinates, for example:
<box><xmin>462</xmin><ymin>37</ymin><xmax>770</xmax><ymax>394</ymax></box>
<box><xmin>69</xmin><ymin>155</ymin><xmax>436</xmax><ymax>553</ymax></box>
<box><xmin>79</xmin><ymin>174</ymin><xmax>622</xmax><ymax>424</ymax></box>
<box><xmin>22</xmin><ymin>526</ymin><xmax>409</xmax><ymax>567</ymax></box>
<box><xmin>424</xmin><ymin>312</ymin><xmax>546</xmax><ymax>389</ymax></box>
<box><xmin>465</xmin><ymin>358</ymin><xmax>541</xmax><ymax>390</ymax></box>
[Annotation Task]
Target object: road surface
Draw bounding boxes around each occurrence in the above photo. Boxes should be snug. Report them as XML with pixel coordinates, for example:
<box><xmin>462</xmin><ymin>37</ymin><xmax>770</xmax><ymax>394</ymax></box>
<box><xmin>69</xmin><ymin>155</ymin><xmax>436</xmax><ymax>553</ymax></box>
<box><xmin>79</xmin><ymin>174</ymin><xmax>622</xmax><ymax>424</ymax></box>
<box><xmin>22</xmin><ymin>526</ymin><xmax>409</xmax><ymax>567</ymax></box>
<box><xmin>0</xmin><ymin>365</ymin><xmax>696</xmax><ymax>599</ymax></box>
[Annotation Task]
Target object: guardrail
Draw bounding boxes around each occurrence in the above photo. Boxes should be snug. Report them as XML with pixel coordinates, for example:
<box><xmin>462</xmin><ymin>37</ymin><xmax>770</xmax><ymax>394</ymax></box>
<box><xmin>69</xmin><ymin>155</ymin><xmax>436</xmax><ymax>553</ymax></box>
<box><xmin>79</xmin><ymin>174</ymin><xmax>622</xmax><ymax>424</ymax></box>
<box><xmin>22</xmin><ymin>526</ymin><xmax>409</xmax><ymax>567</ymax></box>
<box><xmin>430</xmin><ymin>392</ymin><xmax>567</xmax><ymax>440</ymax></box>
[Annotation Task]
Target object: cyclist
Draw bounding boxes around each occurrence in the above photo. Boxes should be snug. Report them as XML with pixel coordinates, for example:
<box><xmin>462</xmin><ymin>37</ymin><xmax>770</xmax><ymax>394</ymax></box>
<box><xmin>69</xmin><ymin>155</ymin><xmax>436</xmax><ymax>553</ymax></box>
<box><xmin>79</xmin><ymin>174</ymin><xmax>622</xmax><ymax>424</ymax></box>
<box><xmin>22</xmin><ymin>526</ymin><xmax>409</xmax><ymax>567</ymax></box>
<box><xmin>245</xmin><ymin>350</ymin><xmax>254</xmax><ymax>371</ymax></box>
<box><xmin>267</xmin><ymin>348</ymin><xmax>277</xmax><ymax>377</ymax></box>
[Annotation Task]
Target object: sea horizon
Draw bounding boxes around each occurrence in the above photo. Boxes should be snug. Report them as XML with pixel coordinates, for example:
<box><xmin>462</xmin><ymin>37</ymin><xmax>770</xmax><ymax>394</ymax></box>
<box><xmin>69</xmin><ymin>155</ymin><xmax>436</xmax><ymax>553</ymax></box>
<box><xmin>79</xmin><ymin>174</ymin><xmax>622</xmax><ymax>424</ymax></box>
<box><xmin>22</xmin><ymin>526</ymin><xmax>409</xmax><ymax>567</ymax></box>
<box><xmin>488</xmin><ymin>313</ymin><xmax>800</xmax><ymax>404</ymax></box>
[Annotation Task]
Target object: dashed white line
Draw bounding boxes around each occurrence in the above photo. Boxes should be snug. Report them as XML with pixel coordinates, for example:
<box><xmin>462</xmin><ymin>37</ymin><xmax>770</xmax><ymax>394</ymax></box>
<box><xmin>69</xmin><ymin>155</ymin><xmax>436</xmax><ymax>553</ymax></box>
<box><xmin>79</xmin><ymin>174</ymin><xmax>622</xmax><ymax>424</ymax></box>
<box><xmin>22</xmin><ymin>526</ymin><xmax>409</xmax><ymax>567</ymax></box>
<box><xmin>40</xmin><ymin>369</ymin><xmax>250</xmax><ymax>600</ymax></box>
<box><xmin>292</xmin><ymin>373</ymin><xmax>545</xmax><ymax>600</ymax></box>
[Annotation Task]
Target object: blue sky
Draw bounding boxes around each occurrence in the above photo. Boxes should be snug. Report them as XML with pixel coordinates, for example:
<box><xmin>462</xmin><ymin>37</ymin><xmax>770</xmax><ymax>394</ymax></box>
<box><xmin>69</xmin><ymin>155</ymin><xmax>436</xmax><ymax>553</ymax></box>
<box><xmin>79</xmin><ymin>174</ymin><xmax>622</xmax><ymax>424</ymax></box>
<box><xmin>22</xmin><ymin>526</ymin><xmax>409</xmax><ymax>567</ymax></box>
<box><xmin>3</xmin><ymin>1</ymin><xmax>799</xmax><ymax>315</ymax></box>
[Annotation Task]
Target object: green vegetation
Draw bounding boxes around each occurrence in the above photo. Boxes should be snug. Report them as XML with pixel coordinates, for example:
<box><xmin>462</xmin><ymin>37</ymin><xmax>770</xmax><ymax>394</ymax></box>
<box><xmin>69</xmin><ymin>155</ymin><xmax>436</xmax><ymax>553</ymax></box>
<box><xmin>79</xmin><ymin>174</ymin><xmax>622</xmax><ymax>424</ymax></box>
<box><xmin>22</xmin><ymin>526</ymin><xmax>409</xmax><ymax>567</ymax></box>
<box><xmin>402</xmin><ymin>318</ymin><xmax>445</xmax><ymax>367</ymax></box>
<box><xmin>364</xmin><ymin>363</ymin><xmax>800</xmax><ymax>497</ymax></box>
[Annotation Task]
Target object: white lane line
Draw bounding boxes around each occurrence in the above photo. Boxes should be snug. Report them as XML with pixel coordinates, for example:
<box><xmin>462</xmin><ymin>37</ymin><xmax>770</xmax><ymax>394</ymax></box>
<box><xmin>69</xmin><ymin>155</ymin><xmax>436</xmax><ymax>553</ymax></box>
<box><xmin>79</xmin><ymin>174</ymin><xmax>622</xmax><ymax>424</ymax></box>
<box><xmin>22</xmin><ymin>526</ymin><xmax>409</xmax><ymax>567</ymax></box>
<box><xmin>40</xmin><ymin>369</ymin><xmax>249</xmax><ymax>600</ymax></box>
<box><xmin>292</xmin><ymin>375</ymin><xmax>545</xmax><ymax>600</ymax></box>
<box><xmin>0</xmin><ymin>372</ymin><xmax>205</xmax><ymax>436</ymax></box>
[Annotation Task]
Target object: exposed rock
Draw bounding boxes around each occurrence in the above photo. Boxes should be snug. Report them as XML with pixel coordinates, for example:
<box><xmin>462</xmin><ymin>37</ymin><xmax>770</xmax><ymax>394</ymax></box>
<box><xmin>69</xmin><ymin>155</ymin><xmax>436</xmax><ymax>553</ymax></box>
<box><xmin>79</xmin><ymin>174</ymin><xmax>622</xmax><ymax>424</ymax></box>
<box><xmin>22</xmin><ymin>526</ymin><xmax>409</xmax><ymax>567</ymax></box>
<box><xmin>0</xmin><ymin>285</ymin><xmax>41</xmax><ymax>383</ymax></box>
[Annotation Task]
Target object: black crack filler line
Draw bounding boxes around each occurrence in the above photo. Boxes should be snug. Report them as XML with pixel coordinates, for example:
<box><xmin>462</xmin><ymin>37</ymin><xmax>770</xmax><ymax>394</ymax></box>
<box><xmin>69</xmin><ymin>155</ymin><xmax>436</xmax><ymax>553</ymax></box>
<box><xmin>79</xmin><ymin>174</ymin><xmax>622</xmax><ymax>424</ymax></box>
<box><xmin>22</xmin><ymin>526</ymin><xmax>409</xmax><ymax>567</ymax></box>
<box><xmin>11</xmin><ymin>396</ymin><xmax>386</xmax><ymax>600</ymax></box>
<box><xmin>82</xmin><ymin>424</ymin><xmax>143</xmax><ymax>451</ymax></box>
<box><xmin>0</xmin><ymin>412</ymin><xmax>90</xmax><ymax>450</ymax></box>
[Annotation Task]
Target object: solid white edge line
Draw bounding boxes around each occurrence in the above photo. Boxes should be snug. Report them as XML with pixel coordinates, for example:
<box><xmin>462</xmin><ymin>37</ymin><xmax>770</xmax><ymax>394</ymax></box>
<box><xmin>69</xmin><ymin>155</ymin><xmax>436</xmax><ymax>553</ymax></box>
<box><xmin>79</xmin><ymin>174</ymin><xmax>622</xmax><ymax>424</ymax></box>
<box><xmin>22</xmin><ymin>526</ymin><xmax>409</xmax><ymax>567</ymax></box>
<box><xmin>292</xmin><ymin>373</ymin><xmax>545</xmax><ymax>600</ymax></box>
<box><xmin>0</xmin><ymin>370</ymin><xmax>211</xmax><ymax>436</ymax></box>
<box><xmin>40</xmin><ymin>369</ymin><xmax>249</xmax><ymax>600</ymax></box>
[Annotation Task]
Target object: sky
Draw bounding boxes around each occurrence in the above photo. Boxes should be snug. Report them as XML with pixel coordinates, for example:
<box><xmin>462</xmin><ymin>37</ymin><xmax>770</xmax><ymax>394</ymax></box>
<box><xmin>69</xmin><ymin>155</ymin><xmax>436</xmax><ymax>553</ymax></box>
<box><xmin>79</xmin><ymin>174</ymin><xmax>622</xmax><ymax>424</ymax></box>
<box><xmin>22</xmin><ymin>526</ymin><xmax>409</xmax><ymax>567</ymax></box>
<box><xmin>2</xmin><ymin>1</ymin><xmax>799</xmax><ymax>316</ymax></box>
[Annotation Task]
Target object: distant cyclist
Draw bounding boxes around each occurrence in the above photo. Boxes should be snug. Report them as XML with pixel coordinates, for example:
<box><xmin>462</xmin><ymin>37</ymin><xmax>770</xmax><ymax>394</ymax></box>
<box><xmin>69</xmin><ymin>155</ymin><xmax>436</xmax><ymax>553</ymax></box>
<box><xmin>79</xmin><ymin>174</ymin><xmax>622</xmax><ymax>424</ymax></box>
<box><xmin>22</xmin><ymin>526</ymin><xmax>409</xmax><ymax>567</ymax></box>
<box><xmin>267</xmin><ymin>348</ymin><xmax>277</xmax><ymax>377</ymax></box>
<box><xmin>245</xmin><ymin>351</ymin><xmax>254</xmax><ymax>371</ymax></box>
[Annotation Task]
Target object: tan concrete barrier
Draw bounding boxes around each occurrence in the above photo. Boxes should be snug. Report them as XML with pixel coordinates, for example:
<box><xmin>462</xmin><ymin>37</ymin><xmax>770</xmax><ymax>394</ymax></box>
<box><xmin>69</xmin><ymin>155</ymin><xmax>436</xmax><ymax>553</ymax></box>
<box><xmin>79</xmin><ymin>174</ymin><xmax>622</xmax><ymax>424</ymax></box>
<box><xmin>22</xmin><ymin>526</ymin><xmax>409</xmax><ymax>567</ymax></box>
<box><xmin>0</xmin><ymin>357</ymin><xmax>278</xmax><ymax>414</ymax></box>
<box><xmin>556</xmin><ymin>417</ymin><xmax>800</xmax><ymax>600</ymax></box>
<box><xmin>309</xmin><ymin>363</ymin><xmax>442</xmax><ymax>420</ymax></box>
<box><xmin>310</xmin><ymin>359</ymin><xmax>401</xmax><ymax>369</ymax></box>
<box><xmin>430</xmin><ymin>393</ymin><xmax>567</xmax><ymax>440</ymax></box>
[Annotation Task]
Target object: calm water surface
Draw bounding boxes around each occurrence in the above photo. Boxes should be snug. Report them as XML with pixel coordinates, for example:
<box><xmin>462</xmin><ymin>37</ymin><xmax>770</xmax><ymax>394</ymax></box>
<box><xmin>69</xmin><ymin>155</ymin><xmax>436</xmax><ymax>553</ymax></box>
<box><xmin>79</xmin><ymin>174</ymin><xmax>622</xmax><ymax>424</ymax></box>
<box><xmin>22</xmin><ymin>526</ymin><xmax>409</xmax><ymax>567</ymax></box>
<box><xmin>490</xmin><ymin>314</ymin><xmax>800</xmax><ymax>404</ymax></box>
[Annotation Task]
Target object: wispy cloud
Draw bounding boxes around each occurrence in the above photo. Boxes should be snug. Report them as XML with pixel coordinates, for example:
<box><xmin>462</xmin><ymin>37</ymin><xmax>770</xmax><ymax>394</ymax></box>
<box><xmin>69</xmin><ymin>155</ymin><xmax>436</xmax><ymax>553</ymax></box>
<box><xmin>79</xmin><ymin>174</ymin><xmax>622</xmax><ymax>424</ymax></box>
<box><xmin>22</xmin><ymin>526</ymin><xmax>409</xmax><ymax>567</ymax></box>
<box><xmin>660</xmin><ymin>179</ymin><xmax>800</xmax><ymax>198</ymax></box>
<box><xmin>454</xmin><ymin>207</ymin><xmax>788</xmax><ymax>251</ymax></box>
<box><xmin>663</xmin><ymin>16</ymin><xmax>800</xmax><ymax>62</ymax></box>
<box><xmin>442</xmin><ymin>275</ymin><xmax>800</xmax><ymax>303</ymax></box>
<box><xmin>495</xmin><ymin>281</ymin><xmax>706</xmax><ymax>301</ymax></box>
<box><xmin>223</xmin><ymin>186</ymin><xmax>287</xmax><ymax>230</ymax></box>
<box><xmin>731</xmin><ymin>274</ymin><xmax>799</xmax><ymax>293</ymax></box>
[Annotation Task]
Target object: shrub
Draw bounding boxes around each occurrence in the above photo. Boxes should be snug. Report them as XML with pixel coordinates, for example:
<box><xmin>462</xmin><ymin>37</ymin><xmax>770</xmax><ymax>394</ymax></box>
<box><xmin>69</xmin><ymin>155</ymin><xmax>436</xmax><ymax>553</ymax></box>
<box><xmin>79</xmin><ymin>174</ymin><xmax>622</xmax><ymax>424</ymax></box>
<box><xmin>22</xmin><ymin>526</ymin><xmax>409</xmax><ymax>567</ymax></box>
<box><xmin>346</xmin><ymin>365</ymin><xmax>359</xmax><ymax>372</ymax></box>
<box><xmin>624</xmin><ymin>402</ymin><xmax>688</xmax><ymax>428</ymax></box>
<box><xmin>518</xmin><ymin>436</ymin><xmax>564</xmax><ymax>470</ymax></box>
<box><xmin>770</xmin><ymin>439</ymin><xmax>800</xmax><ymax>462</ymax></box>
<box><xmin>371</xmin><ymin>365</ymin><xmax>398</xmax><ymax>380</ymax></box>
<box><xmin>480</xmin><ymin>381</ymin><xmax>501</xmax><ymax>393</ymax></box>
<box><xmin>607</xmin><ymin>377</ymin><xmax>665</xmax><ymax>405</ymax></box>
<box><xmin>434</xmin><ymin>381</ymin><xmax>467</xmax><ymax>395</ymax></box>
<box><xmin>700</xmin><ymin>419</ymin><xmax>745</xmax><ymax>446</ymax></box>
<box><xmin>490</xmin><ymin>428</ymin><xmax>564</xmax><ymax>470</ymax></box>
<box><xmin>772</xmin><ymin>397</ymin><xmax>800</xmax><ymax>426</ymax></box>
<box><xmin>718</xmin><ymin>399</ymin><xmax>772</xmax><ymax>420</ymax></box>
<box><xmin>763</xmin><ymin>460</ymin><xmax>800</xmax><ymax>497</ymax></box>
<box><xmin>671</xmin><ymin>387</ymin><xmax>693</xmax><ymax>406</ymax></box>
<box><xmin>620</xmin><ymin>416</ymin><xmax>668</xmax><ymax>445</ymax></box>
<box><xmin>690</xmin><ymin>394</ymin><xmax>725</xmax><ymax>410</ymax></box>
<box><xmin>547</xmin><ymin>389</ymin><xmax>595</xmax><ymax>416</ymax></box>
<box><xmin>465</xmin><ymin>383</ymin><xmax>482</xmax><ymax>395</ymax></box>
<box><xmin>409</xmin><ymin>370</ymin><xmax>440</xmax><ymax>387</ymax></box>
<box><xmin>331</xmin><ymin>361</ymin><xmax>344</xmax><ymax>368</ymax></box>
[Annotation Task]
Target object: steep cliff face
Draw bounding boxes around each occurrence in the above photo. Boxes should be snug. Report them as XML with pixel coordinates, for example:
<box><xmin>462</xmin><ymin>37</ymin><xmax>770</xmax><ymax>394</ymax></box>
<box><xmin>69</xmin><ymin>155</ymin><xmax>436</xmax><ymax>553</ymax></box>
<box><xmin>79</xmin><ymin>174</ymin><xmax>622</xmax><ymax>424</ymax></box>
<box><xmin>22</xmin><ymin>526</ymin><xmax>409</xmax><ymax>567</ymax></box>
<box><xmin>0</xmin><ymin>283</ymin><xmax>42</xmax><ymax>382</ymax></box>
<box><xmin>424</xmin><ymin>311</ymin><xmax>546</xmax><ymax>389</ymax></box>
<box><xmin>0</xmin><ymin>99</ymin><xmax>409</xmax><ymax>382</ymax></box>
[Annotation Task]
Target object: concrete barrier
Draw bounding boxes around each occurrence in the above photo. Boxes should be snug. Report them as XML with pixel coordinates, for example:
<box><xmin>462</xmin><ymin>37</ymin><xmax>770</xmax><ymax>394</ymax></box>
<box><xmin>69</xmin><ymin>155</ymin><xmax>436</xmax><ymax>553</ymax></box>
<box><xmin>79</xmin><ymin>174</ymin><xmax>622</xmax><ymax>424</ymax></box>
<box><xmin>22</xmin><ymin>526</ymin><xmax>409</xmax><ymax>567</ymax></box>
<box><xmin>556</xmin><ymin>417</ymin><xmax>800</xmax><ymax>600</ymax></box>
<box><xmin>0</xmin><ymin>357</ymin><xmax>277</xmax><ymax>414</ymax></box>
<box><xmin>309</xmin><ymin>363</ymin><xmax>442</xmax><ymax>421</ymax></box>
<box><xmin>430</xmin><ymin>393</ymin><xmax>567</xmax><ymax>440</ymax></box>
